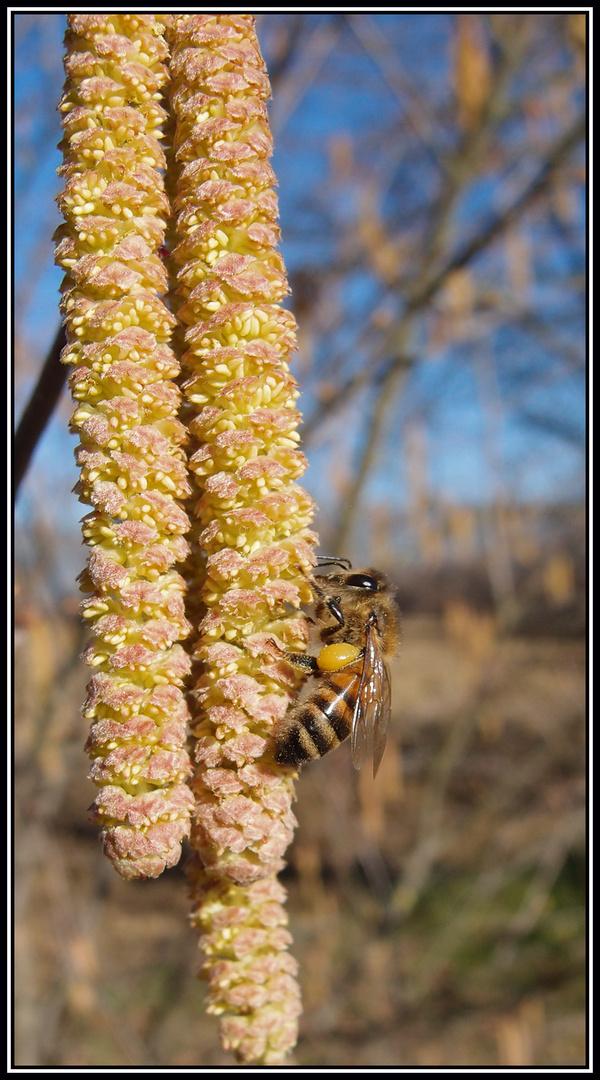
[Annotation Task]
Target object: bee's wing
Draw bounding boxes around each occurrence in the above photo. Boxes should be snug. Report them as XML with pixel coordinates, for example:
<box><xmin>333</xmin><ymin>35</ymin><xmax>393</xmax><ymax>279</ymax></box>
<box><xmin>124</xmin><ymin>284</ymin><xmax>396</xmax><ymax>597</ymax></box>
<box><xmin>351</xmin><ymin>619</ymin><xmax>391</xmax><ymax>777</ymax></box>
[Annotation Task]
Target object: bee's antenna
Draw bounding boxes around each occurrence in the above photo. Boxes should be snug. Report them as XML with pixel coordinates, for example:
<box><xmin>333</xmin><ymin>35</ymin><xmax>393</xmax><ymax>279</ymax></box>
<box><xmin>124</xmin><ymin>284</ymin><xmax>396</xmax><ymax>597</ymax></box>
<box><xmin>314</xmin><ymin>556</ymin><xmax>352</xmax><ymax>570</ymax></box>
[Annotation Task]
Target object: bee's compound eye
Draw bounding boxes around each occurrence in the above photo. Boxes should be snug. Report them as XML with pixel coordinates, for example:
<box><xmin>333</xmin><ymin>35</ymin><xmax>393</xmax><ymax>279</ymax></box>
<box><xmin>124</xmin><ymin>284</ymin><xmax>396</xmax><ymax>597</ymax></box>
<box><xmin>345</xmin><ymin>573</ymin><xmax>378</xmax><ymax>590</ymax></box>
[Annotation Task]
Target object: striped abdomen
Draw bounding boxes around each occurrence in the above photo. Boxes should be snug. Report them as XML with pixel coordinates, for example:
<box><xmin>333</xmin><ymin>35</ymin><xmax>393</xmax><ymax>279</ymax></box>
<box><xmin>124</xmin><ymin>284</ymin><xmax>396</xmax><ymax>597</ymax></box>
<box><xmin>275</xmin><ymin>659</ymin><xmax>363</xmax><ymax>767</ymax></box>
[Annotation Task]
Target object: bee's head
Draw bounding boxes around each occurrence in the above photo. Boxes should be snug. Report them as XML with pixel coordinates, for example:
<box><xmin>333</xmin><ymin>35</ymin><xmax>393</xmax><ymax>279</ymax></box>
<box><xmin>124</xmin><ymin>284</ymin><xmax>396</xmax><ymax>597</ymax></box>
<box><xmin>315</xmin><ymin>567</ymin><xmax>389</xmax><ymax>594</ymax></box>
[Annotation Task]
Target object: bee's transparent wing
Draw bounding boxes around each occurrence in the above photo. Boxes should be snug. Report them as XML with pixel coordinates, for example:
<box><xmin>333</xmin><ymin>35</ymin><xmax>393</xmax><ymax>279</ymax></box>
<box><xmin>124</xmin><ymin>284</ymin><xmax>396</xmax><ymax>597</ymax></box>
<box><xmin>351</xmin><ymin>620</ymin><xmax>391</xmax><ymax>777</ymax></box>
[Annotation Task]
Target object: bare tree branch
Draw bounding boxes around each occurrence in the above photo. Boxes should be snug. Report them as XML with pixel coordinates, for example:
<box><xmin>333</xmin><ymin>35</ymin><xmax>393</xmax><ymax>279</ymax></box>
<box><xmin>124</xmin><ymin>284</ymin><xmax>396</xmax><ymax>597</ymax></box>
<box><xmin>332</xmin><ymin>352</ymin><xmax>410</xmax><ymax>552</ymax></box>
<box><xmin>14</xmin><ymin>325</ymin><xmax>67</xmax><ymax>498</ymax></box>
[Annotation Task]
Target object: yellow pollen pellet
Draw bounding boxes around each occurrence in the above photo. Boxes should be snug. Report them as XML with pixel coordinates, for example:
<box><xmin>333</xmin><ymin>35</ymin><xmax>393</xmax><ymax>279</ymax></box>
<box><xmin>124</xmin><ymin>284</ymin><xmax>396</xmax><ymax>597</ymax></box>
<box><xmin>317</xmin><ymin>643</ymin><xmax>361</xmax><ymax>672</ymax></box>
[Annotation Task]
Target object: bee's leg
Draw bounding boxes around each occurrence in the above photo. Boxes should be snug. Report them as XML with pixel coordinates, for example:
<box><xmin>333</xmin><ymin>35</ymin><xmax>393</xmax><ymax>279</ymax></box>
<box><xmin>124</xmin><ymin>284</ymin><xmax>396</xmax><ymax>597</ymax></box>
<box><xmin>267</xmin><ymin>639</ymin><xmax>320</xmax><ymax>674</ymax></box>
<box><xmin>304</xmin><ymin>574</ymin><xmax>345</xmax><ymax>629</ymax></box>
<box><xmin>283</xmin><ymin>652</ymin><xmax>321</xmax><ymax>674</ymax></box>
<box><xmin>324</xmin><ymin>597</ymin><xmax>345</xmax><ymax>628</ymax></box>
<box><xmin>294</xmin><ymin>563</ymin><xmax>345</xmax><ymax>628</ymax></box>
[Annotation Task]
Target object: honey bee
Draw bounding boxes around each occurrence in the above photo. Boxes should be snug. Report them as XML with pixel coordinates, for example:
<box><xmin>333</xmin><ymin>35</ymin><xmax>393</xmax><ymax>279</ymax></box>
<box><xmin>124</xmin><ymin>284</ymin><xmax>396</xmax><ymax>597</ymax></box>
<box><xmin>273</xmin><ymin>558</ymin><xmax>400</xmax><ymax>777</ymax></box>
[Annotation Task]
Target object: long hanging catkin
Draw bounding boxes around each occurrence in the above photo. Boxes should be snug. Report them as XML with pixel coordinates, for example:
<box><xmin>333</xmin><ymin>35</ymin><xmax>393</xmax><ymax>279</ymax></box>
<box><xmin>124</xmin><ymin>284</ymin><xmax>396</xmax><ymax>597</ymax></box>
<box><xmin>55</xmin><ymin>15</ymin><xmax>195</xmax><ymax>880</ymax></box>
<box><xmin>166</xmin><ymin>14</ymin><xmax>317</xmax><ymax>1064</ymax></box>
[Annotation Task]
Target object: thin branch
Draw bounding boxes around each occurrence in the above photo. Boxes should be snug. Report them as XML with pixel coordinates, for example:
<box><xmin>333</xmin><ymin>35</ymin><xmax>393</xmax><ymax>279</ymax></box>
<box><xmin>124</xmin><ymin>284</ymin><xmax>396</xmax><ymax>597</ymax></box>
<box><xmin>418</xmin><ymin>17</ymin><xmax>528</xmax><ymax>270</ymax></box>
<box><xmin>266</xmin><ymin>16</ymin><xmax>343</xmax><ymax>138</ymax></box>
<box><xmin>509</xmin><ymin>309</ymin><xmax>585</xmax><ymax>375</ymax></box>
<box><xmin>517</xmin><ymin>408</ymin><xmax>585</xmax><ymax>446</ymax></box>
<box><xmin>303</xmin><ymin>348</ymin><xmax>414</xmax><ymax>442</ymax></box>
<box><xmin>255</xmin><ymin>13</ymin><xmax>304</xmax><ymax>91</ymax></box>
<box><xmin>331</xmin><ymin>354</ymin><xmax>410</xmax><ymax>553</ymax></box>
<box><xmin>347</xmin><ymin>14</ymin><xmax>443</xmax><ymax>170</ymax></box>
<box><xmin>14</xmin><ymin>325</ymin><xmax>67</xmax><ymax>498</ymax></box>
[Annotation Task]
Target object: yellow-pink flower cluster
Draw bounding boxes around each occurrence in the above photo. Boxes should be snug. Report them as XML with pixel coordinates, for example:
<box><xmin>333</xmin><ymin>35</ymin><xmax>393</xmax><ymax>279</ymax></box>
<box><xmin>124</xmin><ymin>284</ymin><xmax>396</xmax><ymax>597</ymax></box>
<box><xmin>165</xmin><ymin>15</ymin><xmax>315</xmax><ymax>1060</ymax></box>
<box><xmin>55</xmin><ymin>15</ymin><xmax>195</xmax><ymax>879</ymax></box>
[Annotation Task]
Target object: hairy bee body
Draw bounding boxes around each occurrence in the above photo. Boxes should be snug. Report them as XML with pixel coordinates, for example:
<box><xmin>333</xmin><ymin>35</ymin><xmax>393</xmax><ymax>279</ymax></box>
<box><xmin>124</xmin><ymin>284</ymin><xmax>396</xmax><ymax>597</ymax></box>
<box><xmin>276</xmin><ymin>655</ymin><xmax>364</xmax><ymax>765</ymax></box>
<box><xmin>274</xmin><ymin>563</ymin><xmax>400</xmax><ymax>776</ymax></box>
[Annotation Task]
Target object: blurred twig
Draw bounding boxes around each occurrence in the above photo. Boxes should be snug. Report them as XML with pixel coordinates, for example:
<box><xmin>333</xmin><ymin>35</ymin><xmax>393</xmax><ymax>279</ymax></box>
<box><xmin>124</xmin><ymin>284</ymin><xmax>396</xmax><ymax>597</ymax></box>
<box><xmin>267</xmin><ymin>16</ymin><xmax>344</xmax><ymax>137</ymax></box>
<box><xmin>516</xmin><ymin>409</ymin><xmax>586</xmax><ymax>446</ymax></box>
<box><xmin>332</xmin><ymin>348</ymin><xmax>410</xmax><ymax>552</ymax></box>
<box><xmin>512</xmin><ymin>311</ymin><xmax>585</xmax><ymax>374</ymax></box>
<box><xmin>256</xmin><ymin>13</ymin><xmax>304</xmax><ymax>91</ymax></box>
<box><xmin>388</xmin><ymin>690</ymin><xmax>482</xmax><ymax>922</ymax></box>
<box><xmin>347</xmin><ymin>14</ymin><xmax>442</xmax><ymax>168</ymax></box>
<box><xmin>418</xmin><ymin>14</ymin><xmax>528</xmax><ymax>272</ymax></box>
<box><xmin>14</xmin><ymin>324</ymin><xmax>67</xmax><ymax>498</ymax></box>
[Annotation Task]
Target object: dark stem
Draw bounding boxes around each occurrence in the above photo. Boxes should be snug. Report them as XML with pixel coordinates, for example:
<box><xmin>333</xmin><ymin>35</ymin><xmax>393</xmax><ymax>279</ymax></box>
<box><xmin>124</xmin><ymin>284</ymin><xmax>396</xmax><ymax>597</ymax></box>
<box><xmin>14</xmin><ymin>325</ymin><xmax>67</xmax><ymax>498</ymax></box>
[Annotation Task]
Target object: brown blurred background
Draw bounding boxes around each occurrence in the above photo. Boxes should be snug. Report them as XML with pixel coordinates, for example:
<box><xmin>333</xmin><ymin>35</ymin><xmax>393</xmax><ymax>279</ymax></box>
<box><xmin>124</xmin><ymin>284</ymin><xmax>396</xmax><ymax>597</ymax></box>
<box><xmin>14</xmin><ymin>12</ymin><xmax>586</xmax><ymax>1067</ymax></box>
